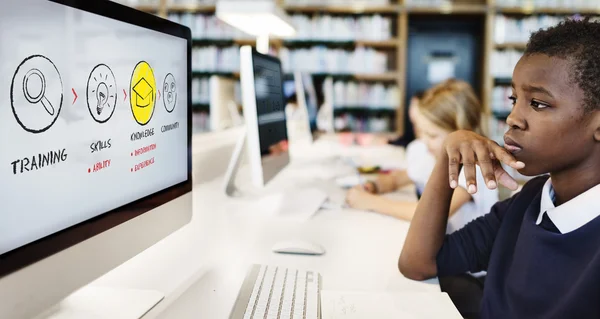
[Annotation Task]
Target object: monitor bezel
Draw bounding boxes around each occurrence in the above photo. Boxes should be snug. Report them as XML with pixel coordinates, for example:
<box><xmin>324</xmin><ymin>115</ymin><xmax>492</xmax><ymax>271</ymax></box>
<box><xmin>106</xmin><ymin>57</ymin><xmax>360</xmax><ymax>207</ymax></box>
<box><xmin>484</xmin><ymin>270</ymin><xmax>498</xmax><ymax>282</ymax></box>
<box><xmin>240</xmin><ymin>46</ymin><xmax>290</xmax><ymax>188</ymax></box>
<box><xmin>0</xmin><ymin>0</ymin><xmax>193</xmax><ymax>278</ymax></box>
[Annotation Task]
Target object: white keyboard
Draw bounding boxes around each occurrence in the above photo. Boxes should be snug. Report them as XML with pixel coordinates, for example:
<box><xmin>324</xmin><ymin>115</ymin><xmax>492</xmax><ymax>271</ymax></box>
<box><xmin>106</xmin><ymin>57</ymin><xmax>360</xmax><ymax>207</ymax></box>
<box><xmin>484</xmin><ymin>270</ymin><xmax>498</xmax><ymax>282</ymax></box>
<box><xmin>229</xmin><ymin>265</ymin><xmax>322</xmax><ymax>319</ymax></box>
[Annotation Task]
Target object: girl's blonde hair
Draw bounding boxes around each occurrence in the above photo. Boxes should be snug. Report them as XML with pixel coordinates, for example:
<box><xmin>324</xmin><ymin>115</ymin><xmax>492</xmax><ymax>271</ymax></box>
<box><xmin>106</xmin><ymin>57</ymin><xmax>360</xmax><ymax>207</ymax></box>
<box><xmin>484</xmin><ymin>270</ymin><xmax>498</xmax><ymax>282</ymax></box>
<box><xmin>418</xmin><ymin>79</ymin><xmax>488</xmax><ymax>136</ymax></box>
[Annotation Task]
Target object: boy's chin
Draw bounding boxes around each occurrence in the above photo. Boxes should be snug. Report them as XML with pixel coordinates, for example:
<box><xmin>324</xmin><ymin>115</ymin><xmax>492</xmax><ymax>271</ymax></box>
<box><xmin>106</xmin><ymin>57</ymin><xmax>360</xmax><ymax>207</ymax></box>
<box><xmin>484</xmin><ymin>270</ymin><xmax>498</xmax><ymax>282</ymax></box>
<box><xmin>515</xmin><ymin>166</ymin><xmax>545</xmax><ymax>177</ymax></box>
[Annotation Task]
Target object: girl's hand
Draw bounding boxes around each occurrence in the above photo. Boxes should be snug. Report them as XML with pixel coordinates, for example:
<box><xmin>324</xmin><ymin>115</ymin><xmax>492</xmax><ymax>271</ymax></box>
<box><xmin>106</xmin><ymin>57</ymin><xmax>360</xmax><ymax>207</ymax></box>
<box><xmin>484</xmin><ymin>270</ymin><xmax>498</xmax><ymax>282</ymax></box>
<box><xmin>346</xmin><ymin>186</ymin><xmax>377</xmax><ymax>210</ymax></box>
<box><xmin>442</xmin><ymin>130</ymin><xmax>525</xmax><ymax>193</ymax></box>
<box><xmin>363</xmin><ymin>181</ymin><xmax>377</xmax><ymax>194</ymax></box>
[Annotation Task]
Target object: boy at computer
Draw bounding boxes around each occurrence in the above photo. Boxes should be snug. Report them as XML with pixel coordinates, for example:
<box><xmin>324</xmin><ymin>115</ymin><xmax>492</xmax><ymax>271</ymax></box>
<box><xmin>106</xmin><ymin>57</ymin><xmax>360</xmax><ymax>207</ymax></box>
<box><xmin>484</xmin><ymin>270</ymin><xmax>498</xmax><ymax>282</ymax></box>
<box><xmin>399</xmin><ymin>19</ymin><xmax>600</xmax><ymax>318</ymax></box>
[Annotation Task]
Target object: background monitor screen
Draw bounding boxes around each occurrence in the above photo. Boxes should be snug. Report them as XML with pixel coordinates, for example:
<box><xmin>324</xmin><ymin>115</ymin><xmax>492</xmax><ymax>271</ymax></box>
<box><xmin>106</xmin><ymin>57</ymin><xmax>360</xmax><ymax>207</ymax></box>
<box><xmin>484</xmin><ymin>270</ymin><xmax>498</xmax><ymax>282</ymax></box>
<box><xmin>0</xmin><ymin>0</ymin><xmax>191</xmax><ymax>275</ymax></box>
<box><xmin>252</xmin><ymin>52</ymin><xmax>289</xmax><ymax>158</ymax></box>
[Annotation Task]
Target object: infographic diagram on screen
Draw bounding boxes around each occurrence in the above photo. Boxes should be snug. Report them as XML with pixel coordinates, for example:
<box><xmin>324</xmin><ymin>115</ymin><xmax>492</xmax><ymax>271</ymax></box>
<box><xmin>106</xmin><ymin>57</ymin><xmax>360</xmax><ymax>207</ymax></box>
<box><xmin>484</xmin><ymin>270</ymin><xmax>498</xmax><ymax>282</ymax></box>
<box><xmin>0</xmin><ymin>0</ymin><xmax>189</xmax><ymax>258</ymax></box>
<box><xmin>87</xmin><ymin>64</ymin><xmax>117</xmax><ymax>123</ymax></box>
<box><xmin>130</xmin><ymin>61</ymin><xmax>156</xmax><ymax>126</ymax></box>
<box><xmin>10</xmin><ymin>55</ymin><xmax>63</xmax><ymax>133</ymax></box>
<box><xmin>162</xmin><ymin>73</ymin><xmax>177</xmax><ymax>113</ymax></box>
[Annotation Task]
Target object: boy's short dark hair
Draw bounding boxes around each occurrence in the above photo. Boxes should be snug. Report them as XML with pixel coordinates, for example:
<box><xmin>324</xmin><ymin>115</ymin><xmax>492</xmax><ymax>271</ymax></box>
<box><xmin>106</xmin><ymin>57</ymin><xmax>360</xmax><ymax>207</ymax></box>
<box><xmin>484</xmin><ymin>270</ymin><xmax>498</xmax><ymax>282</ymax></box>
<box><xmin>525</xmin><ymin>18</ymin><xmax>600</xmax><ymax>113</ymax></box>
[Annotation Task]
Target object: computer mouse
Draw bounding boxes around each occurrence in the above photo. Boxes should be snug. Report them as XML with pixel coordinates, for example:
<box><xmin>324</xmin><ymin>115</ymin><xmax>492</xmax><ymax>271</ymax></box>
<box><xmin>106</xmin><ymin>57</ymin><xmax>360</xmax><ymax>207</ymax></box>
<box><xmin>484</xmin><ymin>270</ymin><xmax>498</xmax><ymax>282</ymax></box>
<box><xmin>272</xmin><ymin>240</ymin><xmax>325</xmax><ymax>255</ymax></box>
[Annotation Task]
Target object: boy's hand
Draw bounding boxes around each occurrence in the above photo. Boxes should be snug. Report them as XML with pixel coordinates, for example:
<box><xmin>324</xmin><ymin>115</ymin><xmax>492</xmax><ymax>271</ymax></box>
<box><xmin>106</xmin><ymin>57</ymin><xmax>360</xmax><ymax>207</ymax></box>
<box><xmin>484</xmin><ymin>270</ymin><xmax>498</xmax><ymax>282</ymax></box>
<box><xmin>442</xmin><ymin>130</ymin><xmax>525</xmax><ymax>193</ymax></box>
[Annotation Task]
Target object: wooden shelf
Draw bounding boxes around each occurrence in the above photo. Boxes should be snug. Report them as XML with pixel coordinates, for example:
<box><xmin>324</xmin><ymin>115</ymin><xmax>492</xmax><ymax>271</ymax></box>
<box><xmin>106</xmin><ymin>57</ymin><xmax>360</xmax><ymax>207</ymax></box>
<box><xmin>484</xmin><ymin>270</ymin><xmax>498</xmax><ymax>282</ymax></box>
<box><xmin>303</xmin><ymin>72</ymin><xmax>398</xmax><ymax>81</ymax></box>
<box><xmin>283</xmin><ymin>39</ymin><xmax>398</xmax><ymax>48</ymax></box>
<box><xmin>496</xmin><ymin>6</ymin><xmax>600</xmax><ymax>15</ymax></box>
<box><xmin>191</xmin><ymin>38</ymin><xmax>398</xmax><ymax>49</ymax></box>
<box><xmin>355</xmin><ymin>39</ymin><xmax>398</xmax><ymax>48</ymax></box>
<box><xmin>492</xmin><ymin>110</ymin><xmax>511</xmax><ymax>120</ymax></box>
<box><xmin>283</xmin><ymin>4</ymin><xmax>399</xmax><ymax>14</ymax></box>
<box><xmin>191</xmin><ymin>38</ymin><xmax>260</xmax><ymax>46</ymax></box>
<box><xmin>334</xmin><ymin>107</ymin><xmax>397</xmax><ymax>113</ymax></box>
<box><xmin>495</xmin><ymin>42</ymin><xmax>527</xmax><ymax>50</ymax></box>
<box><xmin>406</xmin><ymin>4</ymin><xmax>488</xmax><ymax>14</ymax></box>
<box><xmin>192</xmin><ymin>102</ymin><xmax>210</xmax><ymax>111</ymax></box>
<box><xmin>192</xmin><ymin>71</ymin><xmax>240</xmax><ymax>78</ymax></box>
<box><xmin>167</xmin><ymin>4</ymin><xmax>216</xmax><ymax>13</ymax></box>
<box><xmin>354</xmin><ymin>72</ymin><xmax>398</xmax><ymax>81</ymax></box>
<box><xmin>494</xmin><ymin>77</ymin><xmax>513</xmax><ymax>85</ymax></box>
<box><xmin>135</xmin><ymin>5</ymin><xmax>160</xmax><ymax>12</ymax></box>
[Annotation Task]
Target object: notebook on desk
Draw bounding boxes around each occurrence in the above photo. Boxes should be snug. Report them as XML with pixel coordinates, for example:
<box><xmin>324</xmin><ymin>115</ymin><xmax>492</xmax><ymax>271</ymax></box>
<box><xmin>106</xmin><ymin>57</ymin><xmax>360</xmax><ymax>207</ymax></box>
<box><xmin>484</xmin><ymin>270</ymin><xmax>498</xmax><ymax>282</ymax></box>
<box><xmin>321</xmin><ymin>291</ymin><xmax>462</xmax><ymax>319</ymax></box>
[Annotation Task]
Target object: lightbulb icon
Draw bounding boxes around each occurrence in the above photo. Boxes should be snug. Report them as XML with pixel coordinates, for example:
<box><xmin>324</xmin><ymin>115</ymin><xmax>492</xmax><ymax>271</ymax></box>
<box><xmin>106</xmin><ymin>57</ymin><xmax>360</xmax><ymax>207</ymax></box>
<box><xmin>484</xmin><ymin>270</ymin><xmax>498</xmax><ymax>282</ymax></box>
<box><xmin>96</xmin><ymin>82</ymin><xmax>109</xmax><ymax>115</ymax></box>
<box><xmin>86</xmin><ymin>64</ymin><xmax>117</xmax><ymax>123</ymax></box>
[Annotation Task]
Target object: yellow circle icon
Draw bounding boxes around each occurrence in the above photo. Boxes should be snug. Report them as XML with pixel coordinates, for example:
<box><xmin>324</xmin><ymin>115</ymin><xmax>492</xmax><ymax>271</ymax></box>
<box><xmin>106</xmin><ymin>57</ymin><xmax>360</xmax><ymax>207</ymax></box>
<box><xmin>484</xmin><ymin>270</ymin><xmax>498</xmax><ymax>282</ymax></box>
<box><xmin>130</xmin><ymin>61</ymin><xmax>156</xmax><ymax>125</ymax></box>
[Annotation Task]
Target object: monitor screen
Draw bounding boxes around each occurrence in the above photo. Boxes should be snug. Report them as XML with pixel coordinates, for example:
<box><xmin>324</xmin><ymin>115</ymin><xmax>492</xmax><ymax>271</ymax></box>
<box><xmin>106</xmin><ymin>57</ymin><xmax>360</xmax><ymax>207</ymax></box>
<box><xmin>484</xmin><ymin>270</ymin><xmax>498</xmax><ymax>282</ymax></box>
<box><xmin>301</xmin><ymin>74</ymin><xmax>319</xmax><ymax>133</ymax></box>
<box><xmin>0</xmin><ymin>0</ymin><xmax>191</xmax><ymax>273</ymax></box>
<box><xmin>251</xmin><ymin>51</ymin><xmax>289</xmax><ymax>158</ymax></box>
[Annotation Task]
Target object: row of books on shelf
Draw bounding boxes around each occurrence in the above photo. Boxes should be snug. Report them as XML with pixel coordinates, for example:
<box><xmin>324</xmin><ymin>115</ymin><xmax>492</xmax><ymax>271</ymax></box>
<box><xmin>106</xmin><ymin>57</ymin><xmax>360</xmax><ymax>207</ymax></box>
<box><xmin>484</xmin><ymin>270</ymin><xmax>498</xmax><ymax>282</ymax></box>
<box><xmin>489</xmin><ymin>117</ymin><xmax>508</xmax><ymax>147</ymax></box>
<box><xmin>191</xmin><ymin>77</ymin><xmax>242</xmax><ymax>105</ymax></box>
<box><xmin>279</xmin><ymin>47</ymin><xmax>389</xmax><ymax>74</ymax></box>
<box><xmin>192</xmin><ymin>46</ymin><xmax>240</xmax><ymax>72</ymax></box>
<box><xmin>192</xmin><ymin>45</ymin><xmax>391</xmax><ymax>75</ymax></box>
<box><xmin>496</xmin><ymin>0</ymin><xmax>599</xmax><ymax>9</ymax></box>
<box><xmin>192</xmin><ymin>78</ymin><xmax>210</xmax><ymax>104</ymax></box>
<box><xmin>168</xmin><ymin>13</ymin><xmax>394</xmax><ymax>42</ymax></box>
<box><xmin>495</xmin><ymin>15</ymin><xmax>600</xmax><ymax>44</ymax></box>
<box><xmin>192</xmin><ymin>112</ymin><xmax>211</xmax><ymax>133</ymax></box>
<box><xmin>404</xmin><ymin>0</ymin><xmax>457</xmax><ymax>6</ymax></box>
<box><xmin>333</xmin><ymin>81</ymin><xmax>399</xmax><ymax>109</ymax></box>
<box><xmin>491</xmin><ymin>49</ymin><xmax>523</xmax><ymax>78</ymax></box>
<box><xmin>491</xmin><ymin>86</ymin><xmax>514</xmax><ymax>114</ymax></box>
<box><xmin>289</xmin><ymin>15</ymin><xmax>393</xmax><ymax>42</ymax></box>
<box><xmin>334</xmin><ymin>114</ymin><xmax>393</xmax><ymax>133</ymax></box>
<box><xmin>168</xmin><ymin>14</ymin><xmax>252</xmax><ymax>40</ymax></box>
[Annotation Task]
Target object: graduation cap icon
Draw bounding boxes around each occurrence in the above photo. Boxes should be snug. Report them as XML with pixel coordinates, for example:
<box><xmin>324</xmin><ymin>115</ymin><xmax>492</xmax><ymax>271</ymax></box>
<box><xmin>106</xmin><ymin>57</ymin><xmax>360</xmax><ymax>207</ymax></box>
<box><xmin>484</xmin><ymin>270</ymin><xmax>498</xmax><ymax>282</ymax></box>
<box><xmin>132</xmin><ymin>77</ymin><xmax>153</xmax><ymax>108</ymax></box>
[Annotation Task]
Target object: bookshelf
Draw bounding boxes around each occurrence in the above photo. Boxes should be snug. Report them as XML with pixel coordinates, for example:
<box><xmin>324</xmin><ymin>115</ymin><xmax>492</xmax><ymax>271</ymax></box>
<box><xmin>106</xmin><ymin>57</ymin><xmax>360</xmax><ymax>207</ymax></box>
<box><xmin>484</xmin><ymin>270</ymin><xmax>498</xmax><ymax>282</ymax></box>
<box><xmin>494</xmin><ymin>42</ymin><xmax>527</xmax><ymax>50</ymax></box>
<box><xmin>485</xmin><ymin>2</ymin><xmax>600</xmax><ymax>145</ymax></box>
<box><xmin>282</xmin><ymin>4</ymin><xmax>400</xmax><ymax>14</ymax></box>
<box><xmin>132</xmin><ymin>0</ymin><xmax>599</xmax><ymax>134</ymax></box>
<box><xmin>167</xmin><ymin>3</ymin><xmax>216</xmax><ymax>13</ymax></box>
<box><xmin>405</xmin><ymin>3</ymin><xmax>488</xmax><ymax>14</ymax></box>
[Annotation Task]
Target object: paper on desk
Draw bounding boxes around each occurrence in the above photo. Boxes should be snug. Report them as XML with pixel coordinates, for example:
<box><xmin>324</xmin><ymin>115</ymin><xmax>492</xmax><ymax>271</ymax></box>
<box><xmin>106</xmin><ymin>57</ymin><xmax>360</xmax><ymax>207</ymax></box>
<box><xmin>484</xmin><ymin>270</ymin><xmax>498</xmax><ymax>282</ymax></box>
<box><xmin>334</xmin><ymin>175</ymin><xmax>363</xmax><ymax>189</ymax></box>
<box><xmin>321</xmin><ymin>291</ymin><xmax>462</xmax><ymax>319</ymax></box>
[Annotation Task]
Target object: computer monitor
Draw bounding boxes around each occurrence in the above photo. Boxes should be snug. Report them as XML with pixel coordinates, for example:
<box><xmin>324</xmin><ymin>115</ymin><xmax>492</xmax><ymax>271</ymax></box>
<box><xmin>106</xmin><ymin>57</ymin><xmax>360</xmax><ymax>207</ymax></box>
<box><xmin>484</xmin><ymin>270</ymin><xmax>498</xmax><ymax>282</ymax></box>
<box><xmin>0</xmin><ymin>0</ymin><xmax>192</xmax><ymax>318</ymax></box>
<box><xmin>239</xmin><ymin>46</ymin><xmax>289</xmax><ymax>188</ymax></box>
<box><xmin>209</xmin><ymin>75</ymin><xmax>242</xmax><ymax>131</ymax></box>
<box><xmin>284</xmin><ymin>72</ymin><xmax>319</xmax><ymax>144</ymax></box>
<box><xmin>298</xmin><ymin>73</ymin><xmax>319</xmax><ymax>135</ymax></box>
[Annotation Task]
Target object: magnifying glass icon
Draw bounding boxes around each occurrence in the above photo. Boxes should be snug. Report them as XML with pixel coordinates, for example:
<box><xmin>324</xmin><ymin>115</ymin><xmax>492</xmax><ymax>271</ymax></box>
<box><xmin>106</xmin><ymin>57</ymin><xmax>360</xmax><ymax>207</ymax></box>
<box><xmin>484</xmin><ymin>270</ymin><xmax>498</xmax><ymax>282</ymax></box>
<box><xmin>23</xmin><ymin>68</ymin><xmax>55</xmax><ymax>116</ymax></box>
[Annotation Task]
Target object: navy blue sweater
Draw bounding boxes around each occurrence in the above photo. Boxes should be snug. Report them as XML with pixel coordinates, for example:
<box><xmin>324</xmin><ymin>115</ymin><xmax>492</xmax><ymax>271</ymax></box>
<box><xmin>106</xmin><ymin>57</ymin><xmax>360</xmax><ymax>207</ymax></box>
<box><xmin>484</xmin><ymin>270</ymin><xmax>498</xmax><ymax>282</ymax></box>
<box><xmin>437</xmin><ymin>176</ymin><xmax>600</xmax><ymax>318</ymax></box>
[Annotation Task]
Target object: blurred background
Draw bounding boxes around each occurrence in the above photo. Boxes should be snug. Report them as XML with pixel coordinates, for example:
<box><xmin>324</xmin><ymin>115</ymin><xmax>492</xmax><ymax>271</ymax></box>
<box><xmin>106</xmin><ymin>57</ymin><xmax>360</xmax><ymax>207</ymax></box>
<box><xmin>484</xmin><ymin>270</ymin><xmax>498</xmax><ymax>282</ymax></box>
<box><xmin>113</xmin><ymin>0</ymin><xmax>600</xmax><ymax>144</ymax></box>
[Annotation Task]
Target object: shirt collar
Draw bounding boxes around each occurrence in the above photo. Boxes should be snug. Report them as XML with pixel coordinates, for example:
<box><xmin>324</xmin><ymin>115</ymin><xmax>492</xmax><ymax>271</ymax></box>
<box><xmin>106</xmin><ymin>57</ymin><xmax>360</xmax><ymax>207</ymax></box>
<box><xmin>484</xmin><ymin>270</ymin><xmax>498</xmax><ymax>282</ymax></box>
<box><xmin>536</xmin><ymin>178</ymin><xmax>600</xmax><ymax>234</ymax></box>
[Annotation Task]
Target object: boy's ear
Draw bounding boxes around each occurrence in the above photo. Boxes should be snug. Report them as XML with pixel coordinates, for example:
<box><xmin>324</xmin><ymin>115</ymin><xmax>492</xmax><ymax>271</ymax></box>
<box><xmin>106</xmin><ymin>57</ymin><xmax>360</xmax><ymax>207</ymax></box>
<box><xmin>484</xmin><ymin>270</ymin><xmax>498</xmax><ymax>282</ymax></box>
<box><xmin>595</xmin><ymin>112</ymin><xmax>600</xmax><ymax>143</ymax></box>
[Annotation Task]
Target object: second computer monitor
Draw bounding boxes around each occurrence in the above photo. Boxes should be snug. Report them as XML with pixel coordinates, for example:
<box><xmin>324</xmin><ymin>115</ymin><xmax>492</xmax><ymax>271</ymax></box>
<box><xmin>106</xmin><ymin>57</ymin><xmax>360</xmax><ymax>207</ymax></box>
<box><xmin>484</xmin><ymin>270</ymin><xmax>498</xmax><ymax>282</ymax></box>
<box><xmin>239</xmin><ymin>46</ymin><xmax>289</xmax><ymax>187</ymax></box>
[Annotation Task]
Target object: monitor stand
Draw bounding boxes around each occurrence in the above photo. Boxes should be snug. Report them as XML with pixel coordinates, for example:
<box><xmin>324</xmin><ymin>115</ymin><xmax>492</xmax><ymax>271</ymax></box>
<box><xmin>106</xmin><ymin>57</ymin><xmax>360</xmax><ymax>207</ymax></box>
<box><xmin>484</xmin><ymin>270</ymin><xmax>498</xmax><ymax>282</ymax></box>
<box><xmin>223</xmin><ymin>128</ymin><xmax>247</xmax><ymax>197</ymax></box>
<box><xmin>35</xmin><ymin>286</ymin><xmax>163</xmax><ymax>319</ymax></box>
<box><xmin>222</xmin><ymin>130</ymin><xmax>329</xmax><ymax>220</ymax></box>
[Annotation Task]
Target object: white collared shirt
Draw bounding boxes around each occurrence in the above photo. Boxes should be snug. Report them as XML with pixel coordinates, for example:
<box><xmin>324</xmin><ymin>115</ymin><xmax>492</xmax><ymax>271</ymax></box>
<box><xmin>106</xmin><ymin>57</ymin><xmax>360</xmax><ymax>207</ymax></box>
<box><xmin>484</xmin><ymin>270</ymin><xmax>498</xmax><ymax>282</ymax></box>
<box><xmin>536</xmin><ymin>178</ymin><xmax>600</xmax><ymax>234</ymax></box>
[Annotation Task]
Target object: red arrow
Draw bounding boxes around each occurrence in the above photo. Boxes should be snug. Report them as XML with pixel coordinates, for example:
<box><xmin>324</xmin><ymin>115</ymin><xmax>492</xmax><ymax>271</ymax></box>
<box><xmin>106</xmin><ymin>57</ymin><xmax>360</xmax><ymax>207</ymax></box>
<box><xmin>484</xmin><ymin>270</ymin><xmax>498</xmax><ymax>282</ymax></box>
<box><xmin>158</xmin><ymin>89</ymin><xmax>161</xmax><ymax>100</ymax></box>
<box><xmin>72</xmin><ymin>88</ymin><xmax>78</xmax><ymax>105</ymax></box>
<box><xmin>123</xmin><ymin>89</ymin><xmax>127</xmax><ymax>101</ymax></box>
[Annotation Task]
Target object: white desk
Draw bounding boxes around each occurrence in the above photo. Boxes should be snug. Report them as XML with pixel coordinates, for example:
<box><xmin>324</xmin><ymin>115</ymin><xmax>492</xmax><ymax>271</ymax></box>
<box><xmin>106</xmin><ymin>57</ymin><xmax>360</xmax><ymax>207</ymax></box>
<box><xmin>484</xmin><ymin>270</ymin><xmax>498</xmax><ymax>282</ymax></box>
<box><xmin>94</xmin><ymin>137</ymin><xmax>439</xmax><ymax>319</ymax></box>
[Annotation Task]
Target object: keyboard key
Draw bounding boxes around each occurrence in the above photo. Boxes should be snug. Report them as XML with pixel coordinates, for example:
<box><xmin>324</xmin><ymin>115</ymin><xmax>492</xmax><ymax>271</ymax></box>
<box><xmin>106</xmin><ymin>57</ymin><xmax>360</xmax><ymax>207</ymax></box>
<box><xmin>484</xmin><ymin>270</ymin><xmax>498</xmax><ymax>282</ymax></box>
<box><xmin>292</xmin><ymin>271</ymin><xmax>307</xmax><ymax>319</ymax></box>
<box><xmin>267</xmin><ymin>268</ymin><xmax>287</xmax><ymax>318</ymax></box>
<box><xmin>254</xmin><ymin>266</ymin><xmax>277</xmax><ymax>318</ymax></box>
<box><xmin>243</xmin><ymin>265</ymin><xmax>267</xmax><ymax>319</ymax></box>
<box><xmin>279</xmin><ymin>269</ymin><xmax>297</xmax><ymax>319</ymax></box>
<box><xmin>305</xmin><ymin>272</ymin><xmax>319</xmax><ymax>319</ymax></box>
<box><xmin>233</xmin><ymin>266</ymin><xmax>320</xmax><ymax>319</ymax></box>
